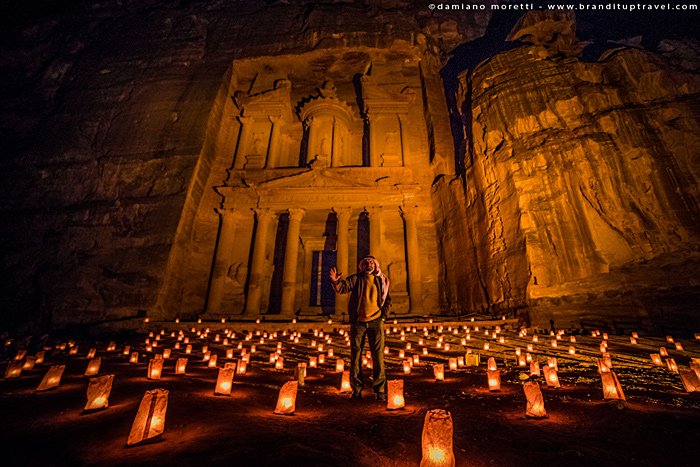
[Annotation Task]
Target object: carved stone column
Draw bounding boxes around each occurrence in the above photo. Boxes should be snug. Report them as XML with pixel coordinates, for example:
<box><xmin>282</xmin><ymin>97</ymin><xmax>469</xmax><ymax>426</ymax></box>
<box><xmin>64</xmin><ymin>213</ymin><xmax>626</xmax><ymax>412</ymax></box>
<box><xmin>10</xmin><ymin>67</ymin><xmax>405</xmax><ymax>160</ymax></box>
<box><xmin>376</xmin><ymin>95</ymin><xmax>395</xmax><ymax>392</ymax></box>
<box><xmin>333</xmin><ymin>207</ymin><xmax>352</xmax><ymax>315</ymax></box>
<box><xmin>206</xmin><ymin>208</ymin><xmax>243</xmax><ymax>314</ymax></box>
<box><xmin>331</xmin><ymin>117</ymin><xmax>339</xmax><ymax>167</ymax></box>
<box><xmin>367</xmin><ymin>114</ymin><xmax>380</xmax><ymax>167</ymax></box>
<box><xmin>366</xmin><ymin>206</ymin><xmax>383</xmax><ymax>266</ymax></box>
<box><xmin>280</xmin><ymin>208</ymin><xmax>306</xmax><ymax>316</ymax></box>
<box><xmin>265</xmin><ymin>116</ymin><xmax>283</xmax><ymax>169</ymax></box>
<box><xmin>305</xmin><ymin>116</ymin><xmax>318</xmax><ymax>163</ymax></box>
<box><xmin>400</xmin><ymin>206</ymin><xmax>424</xmax><ymax>313</ymax></box>
<box><xmin>397</xmin><ymin>114</ymin><xmax>408</xmax><ymax>167</ymax></box>
<box><xmin>233</xmin><ymin>116</ymin><xmax>254</xmax><ymax>169</ymax></box>
<box><xmin>244</xmin><ymin>208</ymin><xmax>275</xmax><ymax>315</ymax></box>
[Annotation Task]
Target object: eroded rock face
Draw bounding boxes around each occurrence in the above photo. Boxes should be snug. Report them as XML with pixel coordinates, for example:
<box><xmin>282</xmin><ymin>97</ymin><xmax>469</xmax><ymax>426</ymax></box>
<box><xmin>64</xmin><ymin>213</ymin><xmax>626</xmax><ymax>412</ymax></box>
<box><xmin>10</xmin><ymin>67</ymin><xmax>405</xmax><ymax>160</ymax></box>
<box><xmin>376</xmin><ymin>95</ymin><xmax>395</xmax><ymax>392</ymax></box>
<box><xmin>460</xmin><ymin>11</ymin><xmax>700</xmax><ymax>328</ymax></box>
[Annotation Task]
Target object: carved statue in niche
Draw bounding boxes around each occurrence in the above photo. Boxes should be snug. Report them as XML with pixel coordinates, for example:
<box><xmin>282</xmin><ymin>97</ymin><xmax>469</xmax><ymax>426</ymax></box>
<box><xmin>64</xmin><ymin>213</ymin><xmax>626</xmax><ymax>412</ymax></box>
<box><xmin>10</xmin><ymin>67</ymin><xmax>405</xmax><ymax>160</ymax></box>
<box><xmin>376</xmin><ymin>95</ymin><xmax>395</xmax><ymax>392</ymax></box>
<box><xmin>251</xmin><ymin>132</ymin><xmax>265</xmax><ymax>155</ymax></box>
<box><xmin>381</xmin><ymin>130</ymin><xmax>401</xmax><ymax>166</ymax></box>
<box><xmin>320</xmin><ymin>136</ymin><xmax>331</xmax><ymax>157</ymax></box>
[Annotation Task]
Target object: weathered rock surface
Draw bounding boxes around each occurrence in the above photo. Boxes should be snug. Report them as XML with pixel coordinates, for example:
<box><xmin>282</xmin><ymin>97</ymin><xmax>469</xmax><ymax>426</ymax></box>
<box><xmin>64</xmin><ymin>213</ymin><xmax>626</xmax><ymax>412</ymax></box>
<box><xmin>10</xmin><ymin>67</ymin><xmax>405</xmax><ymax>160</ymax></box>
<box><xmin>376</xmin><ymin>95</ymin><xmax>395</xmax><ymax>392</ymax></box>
<box><xmin>457</xmin><ymin>10</ymin><xmax>700</xmax><ymax>329</ymax></box>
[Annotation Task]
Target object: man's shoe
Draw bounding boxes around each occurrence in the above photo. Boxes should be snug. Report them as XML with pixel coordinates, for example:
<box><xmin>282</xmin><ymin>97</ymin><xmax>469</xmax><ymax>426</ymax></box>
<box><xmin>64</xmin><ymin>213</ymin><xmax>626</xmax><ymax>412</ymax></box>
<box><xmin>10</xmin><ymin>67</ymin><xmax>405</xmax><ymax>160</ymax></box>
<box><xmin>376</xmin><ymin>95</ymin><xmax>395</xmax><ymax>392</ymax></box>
<box><xmin>375</xmin><ymin>392</ymin><xmax>387</xmax><ymax>401</ymax></box>
<box><xmin>349</xmin><ymin>392</ymin><xmax>362</xmax><ymax>401</ymax></box>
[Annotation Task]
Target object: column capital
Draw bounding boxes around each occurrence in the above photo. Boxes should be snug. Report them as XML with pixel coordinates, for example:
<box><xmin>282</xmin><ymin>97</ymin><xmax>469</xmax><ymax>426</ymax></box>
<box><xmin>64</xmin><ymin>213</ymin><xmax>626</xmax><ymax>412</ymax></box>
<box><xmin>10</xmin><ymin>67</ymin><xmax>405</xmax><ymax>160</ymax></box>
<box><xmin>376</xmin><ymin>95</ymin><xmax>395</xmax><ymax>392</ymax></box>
<box><xmin>252</xmin><ymin>207</ymin><xmax>276</xmax><ymax>222</ymax></box>
<box><xmin>333</xmin><ymin>207</ymin><xmax>353</xmax><ymax>221</ymax></box>
<box><xmin>237</xmin><ymin>115</ymin><xmax>254</xmax><ymax>126</ymax></box>
<box><xmin>269</xmin><ymin>115</ymin><xmax>284</xmax><ymax>125</ymax></box>
<box><xmin>287</xmin><ymin>208</ymin><xmax>306</xmax><ymax>221</ymax></box>
<box><xmin>399</xmin><ymin>204</ymin><xmax>419</xmax><ymax>219</ymax></box>
<box><xmin>364</xmin><ymin>206</ymin><xmax>384</xmax><ymax>217</ymax></box>
<box><xmin>216</xmin><ymin>207</ymin><xmax>244</xmax><ymax>219</ymax></box>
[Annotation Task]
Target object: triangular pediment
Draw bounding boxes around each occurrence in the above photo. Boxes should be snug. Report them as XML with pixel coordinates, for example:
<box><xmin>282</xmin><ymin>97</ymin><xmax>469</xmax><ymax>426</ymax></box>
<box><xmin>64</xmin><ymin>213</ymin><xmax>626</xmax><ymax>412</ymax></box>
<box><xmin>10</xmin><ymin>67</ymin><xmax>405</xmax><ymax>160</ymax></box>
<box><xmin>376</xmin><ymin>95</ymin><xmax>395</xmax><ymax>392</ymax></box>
<box><xmin>259</xmin><ymin>167</ymin><xmax>377</xmax><ymax>189</ymax></box>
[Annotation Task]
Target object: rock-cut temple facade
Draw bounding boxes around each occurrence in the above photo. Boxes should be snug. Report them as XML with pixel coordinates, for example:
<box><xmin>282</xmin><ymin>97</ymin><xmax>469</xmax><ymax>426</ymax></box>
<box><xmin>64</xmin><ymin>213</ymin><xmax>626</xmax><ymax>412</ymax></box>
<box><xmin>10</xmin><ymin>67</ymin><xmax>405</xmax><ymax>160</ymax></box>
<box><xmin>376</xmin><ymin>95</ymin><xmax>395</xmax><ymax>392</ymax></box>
<box><xmin>158</xmin><ymin>51</ymin><xmax>450</xmax><ymax>321</ymax></box>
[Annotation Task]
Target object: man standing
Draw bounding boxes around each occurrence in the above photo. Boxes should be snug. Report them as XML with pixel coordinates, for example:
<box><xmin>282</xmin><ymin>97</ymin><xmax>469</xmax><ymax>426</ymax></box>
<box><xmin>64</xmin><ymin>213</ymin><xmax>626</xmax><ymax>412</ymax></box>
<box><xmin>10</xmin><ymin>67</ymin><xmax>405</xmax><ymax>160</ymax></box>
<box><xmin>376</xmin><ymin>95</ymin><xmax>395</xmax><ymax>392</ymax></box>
<box><xmin>330</xmin><ymin>256</ymin><xmax>391</xmax><ymax>401</ymax></box>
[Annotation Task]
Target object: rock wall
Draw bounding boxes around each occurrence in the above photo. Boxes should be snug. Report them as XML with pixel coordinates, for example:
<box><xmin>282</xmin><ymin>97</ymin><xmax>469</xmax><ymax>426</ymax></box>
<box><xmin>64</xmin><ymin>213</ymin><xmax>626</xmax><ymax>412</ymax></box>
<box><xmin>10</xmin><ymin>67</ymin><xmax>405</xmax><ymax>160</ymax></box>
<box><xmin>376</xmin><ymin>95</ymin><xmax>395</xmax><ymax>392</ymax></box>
<box><xmin>0</xmin><ymin>0</ymin><xmax>489</xmax><ymax>330</ymax></box>
<box><xmin>460</xmin><ymin>11</ymin><xmax>700</xmax><ymax>330</ymax></box>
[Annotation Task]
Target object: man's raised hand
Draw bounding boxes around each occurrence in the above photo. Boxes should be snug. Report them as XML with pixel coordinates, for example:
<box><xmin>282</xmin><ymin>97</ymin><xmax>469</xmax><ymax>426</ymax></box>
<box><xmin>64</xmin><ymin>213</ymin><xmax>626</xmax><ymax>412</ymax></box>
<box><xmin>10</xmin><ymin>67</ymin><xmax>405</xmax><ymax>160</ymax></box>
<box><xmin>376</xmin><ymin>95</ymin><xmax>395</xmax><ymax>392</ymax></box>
<box><xmin>329</xmin><ymin>267</ymin><xmax>342</xmax><ymax>282</ymax></box>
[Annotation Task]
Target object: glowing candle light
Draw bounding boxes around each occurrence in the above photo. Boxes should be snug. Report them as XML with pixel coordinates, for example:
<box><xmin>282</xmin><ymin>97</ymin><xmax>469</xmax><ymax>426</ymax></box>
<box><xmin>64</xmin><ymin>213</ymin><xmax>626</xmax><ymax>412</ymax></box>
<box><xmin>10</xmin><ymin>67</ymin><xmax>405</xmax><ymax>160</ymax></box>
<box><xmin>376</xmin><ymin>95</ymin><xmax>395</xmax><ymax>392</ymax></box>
<box><xmin>483</xmin><ymin>342</ymin><xmax>489</xmax><ymax>351</ymax></box>
<box><xmin>275</xmin><ymin>356</ymin><xmax>284</xmax><ymax>370</ymax></box>
<box><xmin>675</xmin><ymin>342</ymin><xmax>684</xmax><ymax>351</ymax></box>
<box><xmin>318</xmin><ymin>354</ymin><xmax>325</xmax><ymax>365</ymax></box>
<box><xmin>568</xmin><ymin>346</ymin><xmax>576</xmax><ymax>355</ymax></box>
<box><xmin>403</xmin><ymin>360</ymin><xmax>411</xmax><ymax>374</ymax></box>
<box><xmin>127</xmin><ymin>389</ymin><xmax>168</xmax><ymax>446</ymax></box>
<box><xmin>175</xmin><ymin>358</ymin><xmax>187</xmax><ymax>374</ymax></box>
<box><xmin>36</xmin><ymin>365</ymin><xmax>65</xmax><ymax>391</ymax></box>
<box><xmin>524</xmin><ymin>382</ymin><xmax>547</xmax><ymax>419</ymax></box>
<box><xmin>601</xmin><ymin>371</ymin><xmax>625</xmax><ymax>400</ymax></box>
<box><xmin>518</xmin><ymin>354</ymin><xmax>527</xmax><ymax>366</ymax></box>
<box><xmin>86</xmin><ymin>348</ymin><xmax>97</xmax><ymax>359</ymax></box>
<box><xmin>457</xmin><ymin>356</ymin><xmax>464</xmax><ymax>367</ymax></box>
<box><xmin>162</xmin><ymin>349</ymin><xmax>171</xmax><ymax>359</ymax></box>
<box><xmin>387</xmin><ymin>379</ymin><xmax>405</xmax><ymax>410</ymax></box>
<box><xmin>530</xmin><ymin>361</ymin><xmax>540</xmax><ymax>376</ymax></box>
<box><xmin>551</xmin><ymin>339</ymin><xmax>557</xmax><ymax>348</ymax></box>
<box><xmin>532</xmin><ymin>335</ymin><xmax>538</xmax><ymax>343</ymax></box>
<box><xmin>650</xmin><ymin>353</ymin><xmax>662</xmax><ymax>365</ymax></box>
<box><xmin>107</xmin><ymin>341</ymin><xmax>116</xmax><ymax>352</ymax></box>
<box><xmin>274</xmin><ymin>381</ymin><xmax>298</xmax><ymax>415</ymax></box>
<box><xmin>487</xmin><ymin>357</ymin><xmax>497</xmax><ymax>371</ymax></box>
<box><xmin>85</xmin><ymin>357</ymin><xmax>101</xmax><ymax>376</ymax></box>
<box><xmin>420</xmin><ymin>409</ymin><xmax>454</xmax><ymax>467</ymax></box>
<box><xmin>384</xmin><ymin>346</ymin><xmax>390</xmax><ymax>355</ymax></box>
<box><xmin>423</xmin><ymin>348</ymin><xmax>429</xmax><ymax>356</ymax></box>
<box><xmin>335</xmin><ymin>358</ymin><xmax>346</xmax><ymax>373</ymax></box>
<box><xmin>309</xmin><ymin>356</ymin><xmax>317</xmax><ymax>368</ymax></box>
<box><xmin>570</xmin><ymin>336</ymin><xmax>576</xmax><ymax>343</ymax></box>
<box><xmin>543</xmin><ymin>366</ymin><xmax>560</xmax><ymax>388</ymax></box>
<box><xmin>340</xmin><ymin>370</ymin><xmax>352</xmax><ymax>393</ymax></box>
<box><xmin>547</xmin><ymin>357</ymin><xmax>558</xmax><ymax>371</ymax></box>
<box><xmin>448</xmin><ymin>358</ymin><xmax>457</xmax><ymax>371</ymax></box>
<box><xmin>215</xmin><ymin>367</ymin><xmax>234</xmax><ymax>395</ymax></box>
<box><xmin>84</xmin><ymin>374</ymin><xmax>114</xmax><ymax>411</ymax></box>
<box><xmin>433</xmin><ymin>364</ymin><xmax>444</xmax><ymax>381</ymax></box>
<box><xmin>679</xmin><ymin>369</ymin><xmax>700</xmax><ymax>393</ymax></box>
<box><xmin>414</xmin><ymin>355</ymin><xmax>420</xmax><ymax>365</ymax></box>
<box><xmin>208</xmin><ymin>354</ymin><xmax>218</xmax><ymax>368</ymax></box>
<box><xmin>236</xmin><ymin>360</ymin><xmax>247</xmax><ymax>374</ymax></box>
<box><xmin>630</xmin><ymin>337</ymin><xmax>637</xmax><ymax>345</ymax></box>
<box><xmin>148</xmin><ymin>359</ymin><xmax>163</xmax><ymax>379</ymax></box>
<box><xmin>128</xmin><ymin>352</ymin><xmax>138</xmax><ymax>364</ymax></box>
<box><xmin>666</xmin><ymin>335</ymin><xmax>674</xmax><ymax>343</ymax></box>
<box><xmin>487</xmin><ymin>369</ymin><xmax>501</xmax><ymax>391</ymax></box>
<box><xmin>666</xmin><ymin>358</ymin><xmax>679</xmax><ymax>372</ymax></box>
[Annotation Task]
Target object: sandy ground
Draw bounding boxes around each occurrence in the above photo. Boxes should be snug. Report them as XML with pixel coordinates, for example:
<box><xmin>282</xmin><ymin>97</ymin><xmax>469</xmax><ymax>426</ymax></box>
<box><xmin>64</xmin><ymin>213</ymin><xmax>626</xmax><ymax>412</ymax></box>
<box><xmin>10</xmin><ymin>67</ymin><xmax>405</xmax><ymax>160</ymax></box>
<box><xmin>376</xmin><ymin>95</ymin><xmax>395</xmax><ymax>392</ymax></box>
<box><xmin>1</xmin><ymin>322</ymin><xmax>700</xmax><ymax>466</ymax></box>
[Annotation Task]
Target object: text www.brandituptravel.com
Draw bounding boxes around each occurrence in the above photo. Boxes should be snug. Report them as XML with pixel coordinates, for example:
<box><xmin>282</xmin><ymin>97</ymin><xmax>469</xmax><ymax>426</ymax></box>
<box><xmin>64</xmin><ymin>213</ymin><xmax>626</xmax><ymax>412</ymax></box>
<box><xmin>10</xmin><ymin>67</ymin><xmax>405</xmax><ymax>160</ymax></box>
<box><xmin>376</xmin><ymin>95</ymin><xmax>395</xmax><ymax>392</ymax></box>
<box><xmin>428</xmin><ymin>3</ymin><xmax>698</xmax><ymax>11</ymax></box>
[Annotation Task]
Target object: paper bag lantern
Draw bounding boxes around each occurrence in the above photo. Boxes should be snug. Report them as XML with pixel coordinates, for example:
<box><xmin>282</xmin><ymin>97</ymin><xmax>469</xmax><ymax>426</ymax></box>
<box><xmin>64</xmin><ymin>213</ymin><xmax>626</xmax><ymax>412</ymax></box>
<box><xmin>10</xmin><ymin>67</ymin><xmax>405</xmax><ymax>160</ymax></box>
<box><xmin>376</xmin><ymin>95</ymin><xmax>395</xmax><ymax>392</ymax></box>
<box><xmin>227</xmin><ymin>349</ymin><xmax>234</xmax><ymax>359</ymax></box>
<box><xmin>433</xmin><ymin>364</ymin><xmax>445</xmax><ymax>381</ymax></box>
<box><xmin>148</xmin><ymin>358</ymin><xmax>164</xmax><ymax>380</ymax></box>
<box><xmin>23</xmin><ymin>356</ymin><xmax>37</xmax><ymax>371</ymax></box>
<box><xmin>175</xmin><ymin>358</ymin><xmax>187</xmax><ymax>374</ymax></box>
<box><xmin>274</xmin><ymin>381</ymin><xmax>298</xmax><ymax>415</ymax></box>
<box><xmin>208</xmin><ymin>355</ymin><xmax>218</xmax><ymax>368</ymax></box>
<box><xmin>487</xmin><ymin>369</ymin><xmax>501</xmax><ymax>391</ymax></box>
<box><xmin>532</xmin><ymin>335</ymin><xmax>538</xmax><ymax>343</ymax></box>
<box><xmin>13</xmin><ymin>349</ymin><xmax>27</xmax><ymax>361</ymax></box>
<box><xmin>630</xmin><ymin>337</ymin><xmax>637</xmax><ymax>344</ymax></box>
<box><xmin>69</xmin><ymin>346</ymin><xmax>78</xmax><ymax>355</ymax></box>
<box><xmin>543</xmin><ymin>366</ymin><xmax>560</xmax><ymax>388</ymax></box>
<box><xmin>127</xmin><ymin>389</ymin><xmax>169</xmax><ymax>446</ymax></box>
<box><xmin>87</xmin><ymin>348</ymin><xmax>97</xmax><ymax>359</ymax></box>
<box><xmin>547</xmin><ymin>357</ymin><xmax>558</xmax><ymax>372</ymax></box>
<box><xmin>85</xmin><ymin>357</ymin><xmax>101</xmax><ymax>376</ymax></box>
<box><xmin>599</xmin><ymin>371</ymin><xmax>625</xmax><ymax>400</ymax></box>
<box><xmin>423</xmin><ymin>348</ymin><xmax>429</xmax><ymax>356</ymax></box>
<box><xmin>675</xmin><ymin>342</ymin><xmax>684</xmax><ymax>351</ymax></box>
<box><xmin>5</xmin><ymin>361</ymin><xmax>23</xmax><ymax>379</ymax></box>
<box><xmin>162</xmin><ymin>349</ymin><xmax>171</xmax><ymax>359</ymax></box>
<box><xmin>84</xmin><ymin>374</ymin><xmax>114</xmax><ymax>410</ymax></box>
<box><xmin>650</xmin><ymin>353</ymin><xmax>662</xmax><ymax>365</ymax></box>
<box><xmin>403</xmin><ymin>360</ymin><xmax>411</xmax><ymax>374</ymax></box>
<box><xmin>309</xmin><ymin>356</ymin><xmax>317</xmax><ymax>368</ymax></box>
<box><xmin>387</xmin><ymin>379</ymin><xmax>405</xmax><ymax>410</ymax></box>
<box><xmin>659</xmin><ymin>347</ymin><xmax>669</xmax><ymax>357</ymax></box>
<box><xmin>530</xmin><ymin>361</ymin><xmax>540</xmax><ymax>376</ymax></box>
<box><xmin>36</xmin><ymin>365</ymin><xmax>65</xmax><ymax>391</ymax></box>
<box><xmin>568</xmin><ymin>346</ymin><xmax>576</xmax><ymax>355</ymax></box>
<box><xmin>129</xmin><ymin>352</ymin><xmax>139</xmax><ymax>364</ymax></box>
<box><xmin>123</xmin><ymin>345</ymin><xmax>131</xmax><ymax>355</ymax></box>
<box><xmin>465</xmin><ymin>354</ymin><xmax>480</xmax><ymax>366</ymax></box>
<box><xmin>107</xmin><ymin>341</ymin><xmax>116</xmax><ymax>352</ymax></box>
<box><xmin>327</xmin><ymin>349</ymin><xmax>334</xmax><ymax>358</ymax></box>
<box><xmin>275</xmin><ymin>356</ymin><xmax>284</xmax><ymax>370</ymax></box>
<box><xmin>414</xmin><ymin>355</ymin><xmax>421</xmax><ymax>365</ymax></box>
<box><xmin>487</xmin><ymin>357</ymin><xmax>497</xmax><ymax>371</ymax></box>
<box><xmin>399</xmin><ymin>350</ymin><xmax>405</xmax><ymax>359</ymax></box>
<box><xmin>340</xmin><ymin>370</ymin><xmax>352</xmax><ymax>393</ymax></box>
<box><xmin>215</xmin><ymin>367</ymin><xmax>234</xmax><ymax>395</ymax></box>
<box><xmin>524</xmin><ymin>382</ymin><xmax>547</xmax><ymax>419</ymax></box>
<box><xmin>596</xmin><ymin>358</ymin><xmax>611</xmax><ymax>373</ymax></box>
<box><xmin>35</xmin><ymin>351</ymin><xmax>45</xmax><ymax>364</ymax></box>
<box><xmin>679</xmin><ymin>369</ymin><xmax>700</xmax><ymax>393</ymax></box>
<box><xmin>518</xmin><ymin>355</ymin><xmax>527</xmax><ymax>366</ymax></box>
<box><xmin>448</xmin><ymin>358</ymin><xmax>457</xmax><ymax>371</ymax></box>
<box><xmin>483</xmin><ymin>342</ymin><xmax>489</xmax><ymax>351</ymax></box>
<box><xmin>420</xmin><ymin>409</ymin><xmax>455</xmax><ymax>467</ymax></box>
<box><xmin>690</xmin><ymin>363</ymin><xmax>700</xmax><ymax>379</ymax></box>
<box><xmin>666</xmin><ymin>358</ymin><xmax>678</xmax><ymax>372</ymax></box>
<box><xmin>318</xmin><ymin>354</ymin><xmax>325</xmax><ymax>364</ymax></box>
<box><xmin>185</xmin><ymin>345</ymin><xmax>192</xmax><ymax>354</ymax></box>
<box><xmin>335</xmin><ymin>359</ymin><xmax>345</xmax><ymax>373</ymax></box>
<box><xmin>236</xmin><ymin>360</ymin><xmax>247</xmax><ymax>374</ymax></box>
